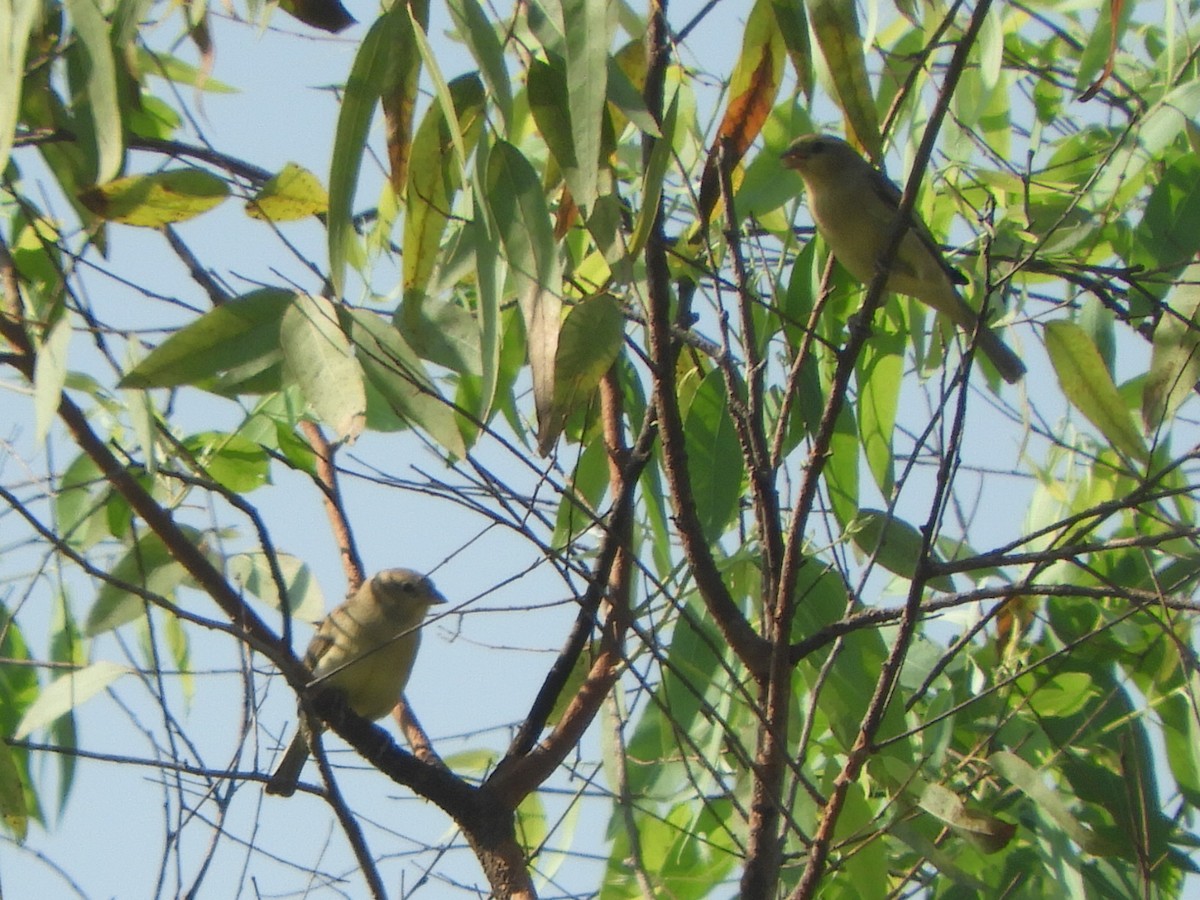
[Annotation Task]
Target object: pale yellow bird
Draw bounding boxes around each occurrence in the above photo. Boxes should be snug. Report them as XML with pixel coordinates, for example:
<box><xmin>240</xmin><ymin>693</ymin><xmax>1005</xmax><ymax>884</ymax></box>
<box><xmin>265</xmin><ymin>568</ymin><xmax>445</xmax><ymax>797</ymax></box>
<box><xmin>780</xmin><ymin>134</ymin><xmax>1025</xmax><ymax>383</ymax></box>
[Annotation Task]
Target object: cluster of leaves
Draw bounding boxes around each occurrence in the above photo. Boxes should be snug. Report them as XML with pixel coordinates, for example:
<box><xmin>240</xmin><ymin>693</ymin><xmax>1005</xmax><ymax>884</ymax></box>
<box><xmin>2</xmin><ymin>0</ymin><xmax>1200</xmax><ymax>896</ymax></box>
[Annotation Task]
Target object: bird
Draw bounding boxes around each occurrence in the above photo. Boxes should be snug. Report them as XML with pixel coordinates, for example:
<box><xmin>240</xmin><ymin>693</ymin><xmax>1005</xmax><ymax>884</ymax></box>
<box><xmin>780</xmin><ymin>134</ymin><xmax>1026</xmax><ymax>383</ymax></box>
<box><xmin>265</xmin><ymin>568</ymin><xmax>446</xmax><ymax>797</ymax></box>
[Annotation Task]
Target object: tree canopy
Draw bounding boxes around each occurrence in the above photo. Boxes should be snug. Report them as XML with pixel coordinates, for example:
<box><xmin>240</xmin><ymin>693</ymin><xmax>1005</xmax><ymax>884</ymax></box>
<box><xmin>3</xmin><ymin>0</ymin><xmax>1200</xmax><ymax>896</ymax></box>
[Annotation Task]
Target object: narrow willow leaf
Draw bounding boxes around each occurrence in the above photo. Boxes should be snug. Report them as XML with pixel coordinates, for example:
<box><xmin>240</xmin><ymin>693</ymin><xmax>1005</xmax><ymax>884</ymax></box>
<box><xmin>64</xmin><ymin>0</ymin><xmax>122</xmax><ymax>182</ymax></box>
<box><xmin>684</xmin><ymin>369</ymin><xmax>743</xmax><ymax>540</ymax></box>
<box><xmin>807</xmin><ymin>0</ymin><xmax>881</xmax><ymax>159</ymax></box>
<box><xmin>407</xmin><ymin>4</ymin><xmax>467</xmax><ymax>175</ymax></box>
<box><xmin>990</xmin><ymin>751</ymin><xmax>1119</xmax><ymax>855</ymax></box>
<box><xmin>403</xmin><ymin>73</ymin><xmax>486</xmax><ymax>312</ymax></box>
<box><xmin>328</xmin><ymin>12</ymin><xmax>394</xmax><ymax>294</ymax></box>
<box><xmin>280</xmin><ymin>294</ymin><xmax>366</xmax><ymax>442</ymax></box>
<box><xmin>33</xmin><ymin>316</ymin><xmax>72</xmax><ymax>444</ymax></box>
<box><xmin>561</xmin><ymin>0</ymin><xmax>614</xmax><ymax>213</ymax></box>
<box><xmin>1045</xmin><ymin>320</ymin><xmax>1147</xmax><ymax>460</ymax></box>
<box><xmin>629</xmin><ymin>91</ymin><xmax>678</xmax><ymax>256</ymax></box>
<box><xmin>484</xmin><ymin>141</ymin><xmax>562</xmax><ymax>454</ymax></box>
<box><xmin>245</xmin><ymin>163</ymin><xmax>328</xmax><ymax>221</ymax></box>
<box><xmin>446</xmin><ymin>0</ymin><xmax>512</xmax><ymax>129</ymax></box>
<box><xmin>858</xmin><ymin>336</ymin><xmax>901</xmax><ymax>499</ymax></box>
<box><xmin>119</xmin><ymin>290</ymin><xmax>292</xmax><ymax>389</ymax></box>
<box><xmin>1144</xmin><ymin>264</ymin><xmax>1200</xmax><ymax>431</ymax></box>
<box><xmin>851</xmin><ymin>510</ymin><xmax>956</xmax><ymax>593</ymax></box>
<box><xmin>79</xmin><ymin>169</ymin><xmax>229</xmax><ymax>226</ymax></box>
<box><xmin>14</xmin><ymin>661</ymin><xmax>131</xmax><ymax>739</ymax></box>
<box><xmin>0</xmin><ymin>0</ymin><xmax>38</xmax><ymax>175</ymax></box>
<box><xmin>696</xmin><ymin>0</ymin><xmax>786</xmax><ymax>222</ymax></box>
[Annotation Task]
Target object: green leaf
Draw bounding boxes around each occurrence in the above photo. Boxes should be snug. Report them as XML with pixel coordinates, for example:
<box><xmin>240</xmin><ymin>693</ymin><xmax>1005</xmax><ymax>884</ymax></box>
<box><xmin>561</xmin><ymin>0</ymin><xmax>614</xmax><ymax>213</ymax></box>
<box><xmin>33</xmin><ymin>315</ymin><xmax>72</xmax><ymax>444</ymax></box>
<box><xmin>0</xmin><ymin>738</ymin><xmax>28</xmax><ymax>842</ymax></box>
<box><xmin>280</xmin><ymin>294</ymin><xmax>366</xmax><ymax>442</ymax></box>
<box><xmin>1045</xmin><ymin>320</ymin><xmax>1147</xmax><ymax>460</ymax></box>
<box><xmin>86</xmin><ymin>529</ymin><xmax>204</xmax><ymax>635</ymax></box>
<box><xmin>917</xmin><ymin>783</ymin><xmax>1015</xmax><ymax>854</ymax></box>
<box><xmin>857</xmin><ymin>336</ymin><xmax>901</xmax><ymax>498</ymax></box>
<box><xmin>345</xmin><ymin>308</ymin><xmax>468</xmax><ymax>458</ymax></box>
<box><xmin>328</xmin><ymin>12</ymin><xmax>394</xmax><ymax>294</ymax></box>
<box><xmin>1144</xmin><ymin>261</ymin><xmax>1200</xmax><ymax>431</ymax></box>
<box><xmin>990</xmin><ymin>750</ymin><xmax>1119</xmax><ymax>855</ymax></box>
<box><xmin>553</xmin><ymin>294</ymin><xmax>624</xmax><ymax>417</ymax></box>
<box><xmin>64</xmin><ymin>0</ymin><xmax>123</xmax><ymax>182</ymax></box>
<box><xmin>629</xmin><ymin>90</ymin><xmax>678</xmax><ymax>257</ymax></box>
<box><xmin>119</xmin><ymin>290</ymin><xmax>292</xmax><ymax>389</ymax></box>
<box><xmin>245</xmin><ymin>163</ymin><xmax>328</xmax><ymax>222</ymax></box>
<box><xmin>446</xmin><ymin>0</ymin><xmax>512</xmax><ymax>129</ymax></box>
<box><xmin>182</xmin><ymin>432</ymin><xmax>271</xmax><ymax>493</ymax></box>
<box><xmin>14</xmin><ymin>661</ymin><xmax>130</xmax><ymax>739</ymax></box>
<box><xmin>0</xmin><ymin>0</ymin><xmax>38</xmax><ymax>175</ymax></box>
<box><xmin>684</xmin><ymin>369</ymin><xmax>743</xmax><ymax>541</ymax></box>
<box><xmin>78</xmin><ymin>169</ymin><xmax>229</xmax><ymax>226</ymax></box>
<box><xmin>276</xmin><ymin>0</ymin><xmax>354</xmax><ymax>32</ymax></box>
<box><xmin>806</xmin><ymin>0</ymin><xmax>880</xmax><ymax>159</ymax></box>
<box><xmin>402</xmin><ymin>73</ymin><xmax>486</xmax><ymax>315</ymax></box>
<box><xmin>483</xmin><ymin>141</ymin><xmax>563</xmax><ymax>454</ymax></box>
<box><xmin>227</xmin><ymin>552</ymin><xmax>325</xmax><ymax>623</ymax></box>
<box><xmin>850</xmin><ymin>510</ymin><xmax>956</xmax><ymax>593</ymax></box>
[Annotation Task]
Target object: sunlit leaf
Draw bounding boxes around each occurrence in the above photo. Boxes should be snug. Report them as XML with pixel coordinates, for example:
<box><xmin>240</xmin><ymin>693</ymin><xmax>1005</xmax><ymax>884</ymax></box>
<box><xmin>245</xmin><ymin>163</ymin><xmax>328</xmax><ymax>222</ymax></box>
<box><xmin>79</xmin><ymin>169</ymin><xmax>229</xmax><ymax>226</ymax></box>
<box><xmin>1045</xmin><ymin>320</ymin><xmax>1147</xmax><ymax>460</ymax></box>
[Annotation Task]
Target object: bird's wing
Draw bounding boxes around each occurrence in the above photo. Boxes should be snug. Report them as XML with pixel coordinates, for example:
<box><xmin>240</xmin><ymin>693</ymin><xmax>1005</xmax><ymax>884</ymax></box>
<box><xmin>867</xmin><ymin>167</ymin><xmax>969</xmax><ymax>287</ymax></box>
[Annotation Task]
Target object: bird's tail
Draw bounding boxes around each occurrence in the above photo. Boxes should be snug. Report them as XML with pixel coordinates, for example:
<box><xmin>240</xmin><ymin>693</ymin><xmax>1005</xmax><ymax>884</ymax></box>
<box><xmin>975</xmin><ymin>326</ymin><xmax>1026</xmax><ymax>384</ymax></box>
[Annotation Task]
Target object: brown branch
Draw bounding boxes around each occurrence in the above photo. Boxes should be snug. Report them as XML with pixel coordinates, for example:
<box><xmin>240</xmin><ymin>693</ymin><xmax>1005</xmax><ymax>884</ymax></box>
<box><xmin>490</xmin><ymin>369</ymin><xmax>643</xmax><ymax>803</ymax></box>
<box><xmin>301</xmin><ymin>420</ymin><xmax>366</xmax><ymax>591</ymax></box>
<box><xmin>641</xmin><ymin>0</ymin><xmax>770</xmax><ymax>680</ymax></box>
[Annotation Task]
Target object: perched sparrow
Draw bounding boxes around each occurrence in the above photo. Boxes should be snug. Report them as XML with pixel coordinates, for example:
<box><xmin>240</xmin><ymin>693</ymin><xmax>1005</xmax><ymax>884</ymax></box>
<box><xmin>781</xmin><ymin>134</ymin><xmax>1025</xmax><ymax>383</ymax></box>
<box><xmin>265</xmin><ymin>568</ymin><xmax>445</xmax><ymax>797</ymax></box>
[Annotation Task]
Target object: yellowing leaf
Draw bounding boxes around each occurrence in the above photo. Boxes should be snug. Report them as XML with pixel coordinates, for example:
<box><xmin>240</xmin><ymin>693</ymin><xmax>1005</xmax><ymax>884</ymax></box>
<box><xmin>808</xmin><ymin>0</ymin><xmax>881</xmax><ymax>160</ymax></box>
<box><xmin>245</xmin><ymin>163</ymin><xmax>328</xmax><ymax>222</ymax></box>
<box><xmin>79</xmin><ymin>169</ymin><xmax>229</xmax><ymax>226</ymax></box>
